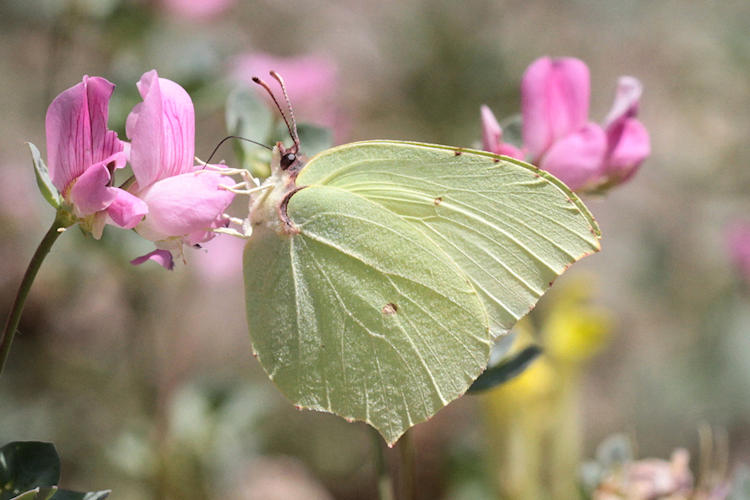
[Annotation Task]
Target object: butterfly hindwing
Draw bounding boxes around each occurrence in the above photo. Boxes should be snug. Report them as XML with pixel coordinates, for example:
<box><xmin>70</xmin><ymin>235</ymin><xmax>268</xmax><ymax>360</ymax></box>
<box><xmin>244</xmin><ymin>184</ymin><xmax>491</xmax><ymax>445</ymax></box>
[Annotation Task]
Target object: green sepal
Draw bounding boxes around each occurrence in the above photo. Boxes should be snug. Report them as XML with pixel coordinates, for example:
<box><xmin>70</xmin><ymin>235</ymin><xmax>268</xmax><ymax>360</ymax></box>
<box><xmin>296</xmin><ymin>123</ymin><xmax>333</xmax><ymax>157</ymax></box>
<box><xmin>467</xmin><ymin>345</ymin><xmax>542</xmax><ymax>394</ymax></box>
<box><xmin>28</xmin><ymin>143</ymin><xmax>61</xmax><ymax>209</ymax></box>
<box><xmin>0</xmin><ymin>442</ymin><xmax>60</xmax><ymax>500</ymax></box>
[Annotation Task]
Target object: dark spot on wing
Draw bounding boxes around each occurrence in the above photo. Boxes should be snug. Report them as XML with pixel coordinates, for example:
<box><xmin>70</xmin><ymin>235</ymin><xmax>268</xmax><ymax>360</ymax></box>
<box><xmin>454</xmin><ymin>148</ymin><xmax>463</xmax><ymax>156</ymax></box>
<box><xmin>382</xmin><ymin>303</ymin><xmax>398</xmax><ymax>315</ymax></box>
<box><xmin>434</xmin><ymin>196</ymin><xmax>443</xmax><ymax>205</ymax></box>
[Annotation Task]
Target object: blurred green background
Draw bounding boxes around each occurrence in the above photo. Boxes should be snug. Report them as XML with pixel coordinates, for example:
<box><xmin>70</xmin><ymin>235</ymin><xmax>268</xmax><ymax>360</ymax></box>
<box><xmin>1</xmin><ymin>1</ymin><xmax>749</xmax><ymax>498</ymax></box>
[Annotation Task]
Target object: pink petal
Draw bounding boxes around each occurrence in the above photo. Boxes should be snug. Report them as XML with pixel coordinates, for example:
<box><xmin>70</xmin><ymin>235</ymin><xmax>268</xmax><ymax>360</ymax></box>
<box><xmin>185</xmin><ymin>213</ymin><xmax>230</xmax><ymax>246</ymax></box>
<box><xmin>130</xmin><ymin>249</ymin><xmax>175</xmax><ymax>270</ymax></box>
<box><xmin>136</xmin><ymin>170</ymin><xmax>235</xmax><ymax>242</ymax></box>
<box><xmin>522</xmin><ymin>57</ymin><xmax>590</xmax><ymax>162</ymax></box>
<box><xmin>602</xmin><ymin>117</ymin><xmax>650</xmax><ymax>183</ymax></box>
<box><xmin>497</xmin><ymin>143</ymin><xmax>525</xmax><ymax>160</ymax></box>
<box><xmin>480</xmin><ymin>105</ymin><xmax>502</xmax><ymax>153</ymax></box>
<box><xmin>191</xmin><ymin>234</ymin><xmax>245</xmax><ymax>284</ymax></box>
<box><xmin>539</xmin><ymin>123</ymin><xmax>607</xmax><ymax>191</ymax></box>
<box><xmin>603</xmin><ymin>76</ymin><xmax>642</xmax><ymax>129</ymax></box>
<box><xmin>107</xmin><ymin>189</ymin><xmax>148</xmax><ymax>229</ymax></box>
<box><xmin>45</xmin><ymin>75</ymin><xmax>124</xmax><ymax>192</ymax></box>
<box><xmin>127</xmin><ymin>70</ymin><xmax>195</xmax><ymax>189</ymax></box>
<box><xmin>68</xmin><ymin>152</ymin><xmax>126</xmax><ymax>217</ymax></box>
<box><xmin>480</xmin><ymin>105</ymin><xmax>524</xmax><ymax>160</ymax></box>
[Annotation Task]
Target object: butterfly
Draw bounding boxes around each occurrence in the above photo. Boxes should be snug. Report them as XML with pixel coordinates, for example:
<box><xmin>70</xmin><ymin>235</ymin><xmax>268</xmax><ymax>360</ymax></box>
<box><xmin>241</xmin><ymin>72</ymin><xmax>600</xmax><ymax>444</ymax></box>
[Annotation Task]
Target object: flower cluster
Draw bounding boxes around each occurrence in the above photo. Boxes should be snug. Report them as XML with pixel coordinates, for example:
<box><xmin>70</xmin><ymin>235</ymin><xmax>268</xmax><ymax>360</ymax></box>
<box><xmin>45</xmin><ymin>71</ymin><xmax>235</xmax><ymax>269</ymax></box>
<box><xmin>482</xmin><ymin>56</ymin><xmax>651</xmax><ymax>192</ymax></box>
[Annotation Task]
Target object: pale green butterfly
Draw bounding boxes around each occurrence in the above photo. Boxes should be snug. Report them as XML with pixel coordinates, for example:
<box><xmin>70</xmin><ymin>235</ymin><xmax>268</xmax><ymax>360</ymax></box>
<box><xmin>242</xmin><ymin>73</ymin><xmax>600</xmax><ymax>445</ymax></box>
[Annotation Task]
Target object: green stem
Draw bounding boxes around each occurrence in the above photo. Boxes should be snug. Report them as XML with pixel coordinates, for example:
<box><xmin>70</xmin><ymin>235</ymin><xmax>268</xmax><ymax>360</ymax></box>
<box><xmin>371</xmin><ymin>428</ymin><xmax>395</xmax><ymax>500</ymax></box>
<box><xmin>0</xmin><ymin>215</ymin><xmax>67</xmax><ymax>375</ymax></box>
<box><xmin>397</xmin><ymin>430</ymin><xmax>416</xmax><ymax>500</ymax></box>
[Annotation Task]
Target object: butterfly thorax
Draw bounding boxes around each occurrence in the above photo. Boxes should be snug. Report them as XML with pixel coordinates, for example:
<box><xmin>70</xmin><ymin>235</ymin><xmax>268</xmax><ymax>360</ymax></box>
<box><xmin>248</xmin><ymin>143</ymin><xmax>304</xmax><ymax>235</ymax></box>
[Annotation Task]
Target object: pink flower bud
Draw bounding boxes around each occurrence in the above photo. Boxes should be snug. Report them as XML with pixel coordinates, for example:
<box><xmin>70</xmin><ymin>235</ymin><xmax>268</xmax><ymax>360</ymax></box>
<box><xmin>480</xmin><ymin>105</ymin><xmax>523</xmax><ymax>159</ymax></box>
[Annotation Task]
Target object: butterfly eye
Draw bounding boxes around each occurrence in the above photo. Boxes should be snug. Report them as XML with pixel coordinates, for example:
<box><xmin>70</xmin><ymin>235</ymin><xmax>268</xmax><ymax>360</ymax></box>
<box><xmin>281</xmin><ymin>152</ymin><xmax>297</xmax><ymax>170</ymax></box>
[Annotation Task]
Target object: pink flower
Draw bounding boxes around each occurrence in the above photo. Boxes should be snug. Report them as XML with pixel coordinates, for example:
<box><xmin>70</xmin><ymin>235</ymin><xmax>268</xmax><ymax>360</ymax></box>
<box><xmin>726</xmin><ymin>221</ymin><xmax>750</xmax><ymax>283</ymax></box>
<box><xmin>601</xmin><ymin>76</ymin><xmax>651</xmax><ymax>185</ymax></box>
<box><xmin>126</xmin><ymin>70</ymin><xmax>235</xmax><ymax>269</ymax></box>
<box><xmin>230</xmin><ymin>52</ymin><xmax>341</xmax><ymax>133</ymax></box>
<box><xmin>160</xmin><ymin>0</ymin><xmax>235</xmax><ymax>20</ymax></box>
<box><xmin>521</xmin><ymin>57</ymin><xmax>650</xmax><ymax>191</ymax></box>
<box><xmin>45</xmin><ymin>76</ymin><xmax>147</xmax><ymax>232</ymax></box>
<box><xmin>480</xmin><ymin>105</ymin><xmax>524</xmax><ymax>159</ymax></box>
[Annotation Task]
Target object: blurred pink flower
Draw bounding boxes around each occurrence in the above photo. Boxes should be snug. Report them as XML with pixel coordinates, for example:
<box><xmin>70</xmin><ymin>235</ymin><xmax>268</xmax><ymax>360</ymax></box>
<box><xmin>520</xmin><ymin>56</ymin><xmax>650</xmax><ymax>191</ymax></box>
<box><xmin>190</xmin><ymin>233</ymin><xmax>246</xmax><ymax>285</ymax></box>
<box><xmin>726</xmin><ymin>221</ymin><xmax>750</xmax><ymax>283</ymax></box>
<box><xmin>45</xmin><ymin>75</ymin><xmax>147</xmax><ymax>231</ymax></box>
<box><xmin>126</xmin><ymin>70</ymin><xmax>235</xmax><ymax>269</ymax></box>
<box><xmin>594</xmin><ymin>449</ymin><xmax>694</xmax><ymax>499</ymax></box>
<box><xmin>480</xmin><ymin>105</ymin><xmax>523</xmax><ymax>159</ymax></box>
<box><xmin>160</xmin><ymin>0</ymin><xmax>234</xmax><ymax>20</ymax></box>
<box><xmin>230</xmin><ymin>52</ymin><xmax>341</xmax><ymax>132</ymax></box>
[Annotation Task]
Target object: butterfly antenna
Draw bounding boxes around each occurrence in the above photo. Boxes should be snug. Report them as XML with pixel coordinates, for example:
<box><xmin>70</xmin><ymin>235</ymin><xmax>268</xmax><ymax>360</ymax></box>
<box><xmin>269</xmin><ymin>70</ymin><xmax>300</xmax><ymax>150</ymax></box>
<box><xmin>252</xmin><ymin>75</ymin><xmax>298</xmax><ymax>152</ymax></box>
<box><xmin>203</xmin><ymin>135</ymin><xmax>272</xmax><ymax>167</ymax></box>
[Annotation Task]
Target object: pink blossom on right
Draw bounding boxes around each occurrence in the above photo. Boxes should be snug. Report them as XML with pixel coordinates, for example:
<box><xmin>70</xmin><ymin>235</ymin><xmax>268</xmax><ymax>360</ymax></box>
<box><xmin>520</xmin><ymin>56</ymin><xmax>651</xmax><ymax>192</ymax></box>
<box><xmin>726</xmin><ymin>221</ymin><xmax>750</xmax><ymax>283</ymax></box>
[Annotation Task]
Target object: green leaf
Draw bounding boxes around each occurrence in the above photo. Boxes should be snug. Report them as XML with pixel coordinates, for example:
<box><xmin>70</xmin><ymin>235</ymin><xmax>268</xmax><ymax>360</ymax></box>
<box><xmin>273</xmin><ymin>122</ymin><xmax>333</xmax><ymax>158</ymax></box>
<box><xmin>50</xmin><ymin>490</ymin><xmax>110</xmax><ymax>500</ymax></box>
<box><xmin>296</xmin><ymin>123</ymin><xmax>333</xmax><ymax>157</ymax></box>
<box><xmin>225</xmin><ymin>87</ymin><xmax>273</xmax><ymax>177</ymax></box>
<box><xmin>10</xmin><ymin>487</ymin><xmax>57</xmax><ymax>500</ymax></box>
<box><xmin>245</xmin><ymin>140</ymin><xmax>600</xmax><ymax>444</ymax></box>
<box><xmin>466</xmin><ymin>345</ymin><xmax>542</xmax><ymax>394</ymax></box>
<box><xmin>0</xmin><ymin>442</ymin><xmax>60</xmax><ymax>500</ymax></box>
<box><xmin>27</xmin><ymin>143</ymin><xmax>61</xmax><ymax>209</ymax></box>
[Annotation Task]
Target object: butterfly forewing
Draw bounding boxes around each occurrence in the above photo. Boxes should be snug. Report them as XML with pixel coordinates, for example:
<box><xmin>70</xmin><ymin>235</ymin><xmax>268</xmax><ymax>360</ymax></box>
<box><xmin>297</xmin><ymin>141</ymin><xmax>601</xmax><ymax>336</ymax></box>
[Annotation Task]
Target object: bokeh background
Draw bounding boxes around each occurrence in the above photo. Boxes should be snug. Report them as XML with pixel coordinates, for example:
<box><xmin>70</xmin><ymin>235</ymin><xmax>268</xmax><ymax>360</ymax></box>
<box><xmin>1</xmin><ymin>1</ymin><xmax>749</xmax><ymax>498</ymax></box>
